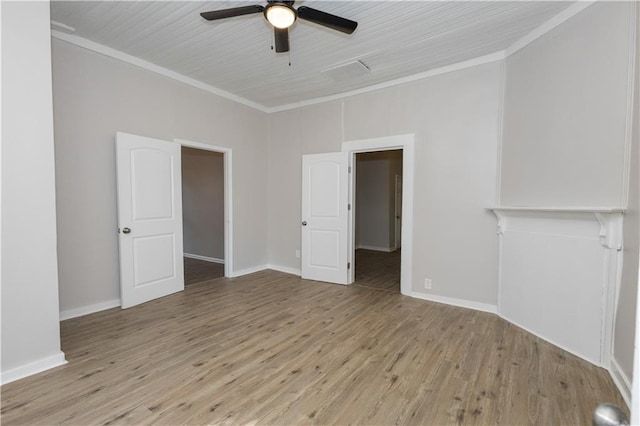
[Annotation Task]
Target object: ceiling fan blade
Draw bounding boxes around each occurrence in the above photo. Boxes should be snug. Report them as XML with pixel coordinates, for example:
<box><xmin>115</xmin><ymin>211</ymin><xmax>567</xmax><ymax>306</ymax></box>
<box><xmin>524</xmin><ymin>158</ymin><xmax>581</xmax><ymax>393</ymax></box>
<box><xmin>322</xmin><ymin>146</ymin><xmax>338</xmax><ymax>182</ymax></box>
<box><xmin>200</xmin><ymin>5</ymin><xmax>264</xmax><ymax>21</ymax></box>
<box><xmin>274</xmin><ymin>27</ymin><xmax>289</xmax><ymax>53</ymax></box>
<box><xmin>297</xmin><ymin>6</ymin><xmax>357</xmax><ymax>34</ymax></box>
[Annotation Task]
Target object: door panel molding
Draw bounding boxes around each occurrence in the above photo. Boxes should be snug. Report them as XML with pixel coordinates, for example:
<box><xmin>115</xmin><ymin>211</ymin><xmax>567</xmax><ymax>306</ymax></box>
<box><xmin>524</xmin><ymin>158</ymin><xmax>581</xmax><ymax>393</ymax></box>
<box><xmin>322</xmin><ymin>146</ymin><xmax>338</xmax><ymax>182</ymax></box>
<box><xmin>116</xmin><ymin>132</ymin><xmax>185</xmax><ymax>308</ymax></box>
<box><xmin>301</xmin><ymin>152</ymin><xmax>349</xmax><ymax>284</ymax></box>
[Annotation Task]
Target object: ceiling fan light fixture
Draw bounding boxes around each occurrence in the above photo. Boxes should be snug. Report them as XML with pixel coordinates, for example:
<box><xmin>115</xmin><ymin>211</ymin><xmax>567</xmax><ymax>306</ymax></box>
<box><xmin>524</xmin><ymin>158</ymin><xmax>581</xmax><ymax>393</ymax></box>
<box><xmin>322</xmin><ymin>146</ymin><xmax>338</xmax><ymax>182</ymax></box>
<box><xmin>265</xmin><ymin>3</ymin><xmax>296</xmax><ymax>29</ymax></box>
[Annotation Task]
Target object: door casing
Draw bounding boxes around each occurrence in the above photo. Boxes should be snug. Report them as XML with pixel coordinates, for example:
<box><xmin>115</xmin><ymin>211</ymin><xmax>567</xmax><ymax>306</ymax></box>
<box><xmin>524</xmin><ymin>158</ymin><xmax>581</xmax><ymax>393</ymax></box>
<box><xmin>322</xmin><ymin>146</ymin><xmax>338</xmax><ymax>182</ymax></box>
<box><xmin>175</xmin><ymin>139</ymin><xmax>233</xmax><ymax>278</ymax></box>
<box><xmin>342</xmin><ymin>134</ymin><xmax>415</xmax><ymax>295</ymax></box>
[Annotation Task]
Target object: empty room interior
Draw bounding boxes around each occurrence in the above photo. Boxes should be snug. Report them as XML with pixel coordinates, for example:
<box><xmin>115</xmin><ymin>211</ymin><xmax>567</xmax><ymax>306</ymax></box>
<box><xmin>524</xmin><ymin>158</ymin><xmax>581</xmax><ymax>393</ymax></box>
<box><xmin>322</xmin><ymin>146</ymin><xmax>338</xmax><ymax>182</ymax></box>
<box><xmin>2</xmin><ymin>1</ymin><xmax>640</xmax><ymax>425</ymax></box>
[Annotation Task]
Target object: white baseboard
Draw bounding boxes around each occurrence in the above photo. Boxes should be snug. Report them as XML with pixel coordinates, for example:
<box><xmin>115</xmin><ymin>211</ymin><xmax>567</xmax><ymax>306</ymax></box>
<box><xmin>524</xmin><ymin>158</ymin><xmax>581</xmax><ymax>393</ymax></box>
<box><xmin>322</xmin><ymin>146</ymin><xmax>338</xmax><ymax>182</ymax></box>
<box><xmin>229</xmin><ymin>264</ymin><xmax>268</xmax><ymax>278</ymax></box>
<box><xmin>409</xmin><ymin>291</ymin><xmax>498</xmax><ymax>314</ymax></box>
<box><xmin>268</xmin><ymin>264</ymin><xmax>302</xmax><ymax>276</ymax></box>
<box><xmin>356</xmin><ymin>245</ymin><xmax>395</xmax><ymax>252</ymax></box>
<box><xmin>609</xmin><ymin>357</ymin><xmax>632</xmax><ymax>408</ymax></box>
<box><xmin>184</xmin><ymin>253</ymin><xmax>224</xmax><ymax>264</ymax></box>
<box><xmin>60</xmin><ymin>299</ymin><xmax>121</xmax><ymax>321</ymax></box>
<box><xmin>0</xmin><ymin>351</ymin><xmax>67</xmax><ymax>385</ymax></box>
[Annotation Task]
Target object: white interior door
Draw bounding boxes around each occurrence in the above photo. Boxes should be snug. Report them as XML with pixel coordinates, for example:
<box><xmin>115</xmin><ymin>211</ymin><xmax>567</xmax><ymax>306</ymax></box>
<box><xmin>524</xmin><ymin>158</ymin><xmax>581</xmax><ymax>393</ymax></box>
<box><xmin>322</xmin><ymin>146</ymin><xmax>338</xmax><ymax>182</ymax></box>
<box><xmin>301</xmin><ymin>152</ymin><xmax>349</xmax><ymax>285</ymax></box>
<box><xmin>395</xmin><ymin>174</ymin><xmax>403</xmax><ymax>249</ymax></box>
<box><xmin>116</xmin><ymin>132</ymin><xmax>184</xmax><ymax>308</ymax></box>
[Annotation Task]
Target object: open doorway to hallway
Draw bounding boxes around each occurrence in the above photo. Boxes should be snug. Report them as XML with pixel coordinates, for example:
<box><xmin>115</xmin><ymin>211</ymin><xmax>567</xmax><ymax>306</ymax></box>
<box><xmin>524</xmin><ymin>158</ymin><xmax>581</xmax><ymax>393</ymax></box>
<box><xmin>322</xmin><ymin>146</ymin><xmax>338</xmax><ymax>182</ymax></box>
<box><xmin>354</xmin><ymin>149</ymin><xmax>403</xmax><ymax>292</ymax></box>
<box><xmin>181</xmin><ymin>147</ymin><xmax>225</xmax><ymax>285</ymax></box>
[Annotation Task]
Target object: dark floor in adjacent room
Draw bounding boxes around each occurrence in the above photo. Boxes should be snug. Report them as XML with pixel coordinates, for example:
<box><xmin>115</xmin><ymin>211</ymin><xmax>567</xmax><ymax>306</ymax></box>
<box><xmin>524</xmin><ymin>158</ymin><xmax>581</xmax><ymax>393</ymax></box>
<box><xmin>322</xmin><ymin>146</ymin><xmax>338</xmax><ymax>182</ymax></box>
<box><xmin>184</xmin><ymin>256</ymin><xmax>224</xmax><ymax>285</ymax></box>
<box><xmin>354</xmin><ymin>248</ymin><xmax>401</xmax><ymax>292</ymax></box>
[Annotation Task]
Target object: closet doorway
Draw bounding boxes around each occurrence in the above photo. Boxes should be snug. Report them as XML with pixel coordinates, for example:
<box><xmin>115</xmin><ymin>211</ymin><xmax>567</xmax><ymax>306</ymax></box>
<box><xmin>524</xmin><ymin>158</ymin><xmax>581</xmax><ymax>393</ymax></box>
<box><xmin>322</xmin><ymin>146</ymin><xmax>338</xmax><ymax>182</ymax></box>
<box><xmin>177</xmin><ymin>139</ymin><xmax>233</xmax><ymax>285</ymax></box>
<box><xmin>354</xmin><ymin>150</ymin><xmax>403</xmax><ymax>292</ymax></box>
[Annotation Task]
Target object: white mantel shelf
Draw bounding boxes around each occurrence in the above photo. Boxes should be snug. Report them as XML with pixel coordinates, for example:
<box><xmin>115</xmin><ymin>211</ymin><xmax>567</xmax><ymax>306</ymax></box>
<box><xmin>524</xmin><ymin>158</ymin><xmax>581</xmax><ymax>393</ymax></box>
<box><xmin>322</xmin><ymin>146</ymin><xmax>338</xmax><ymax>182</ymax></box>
<box><xmin>487</xmin><ymin>206</ymin><xmax>627</xmax><ymax>213</ymax></box>
<box><xmin>488</xmin><ymin>206</ymin><xmax>625</xmax><ymax>250</ymax></box>
<box><xmin>488</xmin><ymin>204</ymin><xmax>627</xmax><ymax>372</ymax></box>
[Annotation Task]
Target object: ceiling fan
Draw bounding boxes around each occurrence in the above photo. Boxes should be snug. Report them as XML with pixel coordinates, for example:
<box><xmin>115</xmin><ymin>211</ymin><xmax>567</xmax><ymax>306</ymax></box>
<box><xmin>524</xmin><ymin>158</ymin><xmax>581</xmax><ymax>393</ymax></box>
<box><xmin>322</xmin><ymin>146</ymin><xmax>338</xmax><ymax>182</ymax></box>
<box><xmin>200</xmin><ymin>1</ymin><xmax>358</xmax><ymax>53</ymax></box>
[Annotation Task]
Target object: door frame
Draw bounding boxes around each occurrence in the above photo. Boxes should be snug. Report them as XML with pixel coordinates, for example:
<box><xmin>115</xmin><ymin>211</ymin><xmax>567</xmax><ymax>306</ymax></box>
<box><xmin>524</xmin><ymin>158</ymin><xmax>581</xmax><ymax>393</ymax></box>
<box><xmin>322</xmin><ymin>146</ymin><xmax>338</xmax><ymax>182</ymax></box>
<box><xmin>175</xmin><ymin>139</ymin><xmax>233</xmax><ymax>278</ymax></box>
<box><xmin>342</xmin><ymin>134</ymin><xmax>414</xmax><ymax>296</ymax></box>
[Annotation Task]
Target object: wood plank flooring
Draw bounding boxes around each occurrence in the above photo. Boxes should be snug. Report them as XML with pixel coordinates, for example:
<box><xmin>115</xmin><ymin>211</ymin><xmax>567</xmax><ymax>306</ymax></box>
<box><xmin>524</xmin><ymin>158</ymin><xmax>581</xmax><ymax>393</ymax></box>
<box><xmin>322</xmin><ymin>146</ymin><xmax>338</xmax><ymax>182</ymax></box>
<box><xmin>184</xmin><ymin>257</ymin><xmax>225</xmax><ymax>286</ymax></box>
<box><xmin>1</xmin><ymin>270</ymin><xmax>626</xmax><ymax>425</ymax></box>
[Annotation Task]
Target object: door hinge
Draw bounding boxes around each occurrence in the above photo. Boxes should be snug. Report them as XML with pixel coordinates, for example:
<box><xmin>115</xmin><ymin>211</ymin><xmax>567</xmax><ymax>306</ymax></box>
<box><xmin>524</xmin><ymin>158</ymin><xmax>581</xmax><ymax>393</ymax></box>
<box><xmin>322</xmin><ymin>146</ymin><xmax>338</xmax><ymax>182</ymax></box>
<box><xmin>348</xmin><ymin>166</ymin><xmax>352</xmax><ymax>173</ymax></box>
<box><xmin>348</xmin><ymin>203</ymin><xmax>351</xmax><ymax>211</ymax></box>
<box><xmin>347</xmin><ymin>262</ymin><xmax>351</xmax><ymax>269</ymax></box>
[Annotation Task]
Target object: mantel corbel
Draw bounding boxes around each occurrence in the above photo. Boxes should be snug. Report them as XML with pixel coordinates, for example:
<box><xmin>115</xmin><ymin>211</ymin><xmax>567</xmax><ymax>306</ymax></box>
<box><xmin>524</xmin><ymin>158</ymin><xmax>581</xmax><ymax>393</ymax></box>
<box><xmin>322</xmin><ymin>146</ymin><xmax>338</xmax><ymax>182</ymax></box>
<box><xmin>594</xmin><ymin>212</ymin><xmax>624</xmax><ymax>251</ymax></box>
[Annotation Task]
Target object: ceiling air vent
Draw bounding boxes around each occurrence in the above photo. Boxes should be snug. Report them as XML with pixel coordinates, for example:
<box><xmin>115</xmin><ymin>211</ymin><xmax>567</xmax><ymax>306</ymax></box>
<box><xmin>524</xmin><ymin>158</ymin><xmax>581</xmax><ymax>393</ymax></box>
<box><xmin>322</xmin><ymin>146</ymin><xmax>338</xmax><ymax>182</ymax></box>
<box><xmin>321</xmin><ymin>60</ymin><xmax>371</xmax><ymax>82</ymax></box>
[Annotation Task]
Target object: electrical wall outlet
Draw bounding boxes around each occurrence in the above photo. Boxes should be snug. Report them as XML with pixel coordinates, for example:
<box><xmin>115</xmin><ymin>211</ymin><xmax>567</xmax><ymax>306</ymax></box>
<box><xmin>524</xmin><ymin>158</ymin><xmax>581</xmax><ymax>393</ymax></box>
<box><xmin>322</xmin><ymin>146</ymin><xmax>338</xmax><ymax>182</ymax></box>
<box><xmin>295</xmin><ymin>250</ymin><xmax>301</xmax><ymax>259</ymax></box>
<box><xmin>424</xmin><ymin>278</ymin><xmax>432</xmax><ymax>290</ymax></box>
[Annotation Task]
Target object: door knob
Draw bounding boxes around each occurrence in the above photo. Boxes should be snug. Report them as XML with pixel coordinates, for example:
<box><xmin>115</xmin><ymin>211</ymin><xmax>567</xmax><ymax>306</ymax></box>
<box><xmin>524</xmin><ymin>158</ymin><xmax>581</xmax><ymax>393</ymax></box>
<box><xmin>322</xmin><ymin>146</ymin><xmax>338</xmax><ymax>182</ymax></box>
<box><xmin>301</xmin><ymin>221</ymin><xmax>307</xmax><ymax>226</ymax></box>
<box><xmin>122</xmin><ymin>227</ymin><xmax>131</xmax><ymax>234</ymax></box>
<box><xmin>593</xmin><ymin>403</ymin><xmax>629</xmax><ymax>426</ymax></box>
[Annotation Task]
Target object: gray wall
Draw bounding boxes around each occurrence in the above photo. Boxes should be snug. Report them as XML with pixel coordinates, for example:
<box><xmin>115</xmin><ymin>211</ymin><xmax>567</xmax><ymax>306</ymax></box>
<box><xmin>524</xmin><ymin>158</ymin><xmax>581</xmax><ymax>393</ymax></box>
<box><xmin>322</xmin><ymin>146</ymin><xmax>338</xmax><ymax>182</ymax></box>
<box><xmin>355</xmin><ymin>150</ymin><xmax>403</xmax><ymax>251</ymax></box>
<box><xmin>501</xmin><ymin>1</ymin><xmax>637</xmax><ymax>384</ymax></box>
<box><xmin>1</xmin><ymin>1</ymin><xmax>64</xmax><ymax>378</ymax></box>
<box><xmin>268</xmin><ymin>62</ymin><xmax>501</xmax><ymax>305</ymax></box>
<box><xmin>182</xmin><ymin>147</ymin><xmax>224</xmax><ymax>260</ymax></box>
<box><xmin>52</xmin><ymin>39</ymin><xmax>269</xmax><ymax>314</ymax></box>
<box><xmin>46</xmin><ymin>0</ymin><xmax>638</xmax><ymax>394</ymax></box>
<box><xmin>501</xmin><ymin>2</ymin><xmax>632</xmax><ymax>207</ymax></box>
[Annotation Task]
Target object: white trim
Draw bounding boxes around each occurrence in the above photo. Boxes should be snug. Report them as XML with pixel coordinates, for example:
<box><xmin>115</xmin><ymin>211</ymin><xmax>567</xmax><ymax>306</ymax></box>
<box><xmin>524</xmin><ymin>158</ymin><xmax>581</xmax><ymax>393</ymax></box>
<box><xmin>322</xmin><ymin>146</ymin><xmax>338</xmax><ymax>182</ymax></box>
<box><xmin>270</xmin><ymin>52</ymin><xmax>506</xmax><ymax>113</ymax></box>
<box><xmin>51</xmin><ymin>30</ymin><xmax>504</xmax><ymax>114</ymax></box>
<box><xmin>50</xmin><ymin>2</ymin><xmax>597</xmax><ymax>115</ymax></box>
<box><xmin>632</xmin><ymin>248</ymin><xmax>640</xmax><ymax>424</ymax></box>
<box><xmin>622</xmin><ymin>2</ymin><xmax>638</xmax><ymax>207</ymax></box>
<box><xmin>609</xmin><ymin>357</ymin><xmax>632</xmax><ymax>408</ymax></box>
<box><xmin>0</xmin><ymin>351</ymin><xmax>67</xmax><ymax>385</ymax></box>
<box><xmin>229</xmin><ymin>264</ymin><xmax>268</xmax><ymax>278</ymax></box>
<box><xmin>268</xmin><ymin>264</ymin><xmax>302</xmax><ymax>276</ymax></box>
<box><xmin>342</xmin><ymin>134</ymin><xmax>414</xmax><ymax>297</ymax></box>
<box><xmin>409</xmin><ymin>291</ymin><xmax>497</xmax><ymax>315</ymax></box>
<box><xmin>50</xmin><ymin>20</ymin><xmax>75</xmax><ymax>34</ymax></box>
<box><xmin>184</xmin><ymin>253</ymin><xmax>224</xmax><ymax>264</ymax></box>
<box><xmin>488</xmin><ymin>206</ymin><xmax>626</xmax><ymax>214</ymax></box>
<box><xmin>60</xmin><ymin>299</ymin><xmax>121</xmax><ymax>321</ymax></box>
<box><xmin>51</xmin><ymin>31</ymin><xmax>268</xmax><ymax>113</ymax></box>
<box><xmin>495</xmin><ymin>61</ymin><xmax>505</xmax><ymax>204</ymax></box>
<box><xmin>505</xmin><ymin>2</ymin><xmax>597</xmax><ymax>57</ymax></box>
<box><xmin>175</xmin><ymin>139</ymin><xmax>234</xmax><ymax>279</ymax></box>
<box><xmin>356</xmin><ymin>245</ymin><xmax>395</xmax><ymax>253</ymax></box>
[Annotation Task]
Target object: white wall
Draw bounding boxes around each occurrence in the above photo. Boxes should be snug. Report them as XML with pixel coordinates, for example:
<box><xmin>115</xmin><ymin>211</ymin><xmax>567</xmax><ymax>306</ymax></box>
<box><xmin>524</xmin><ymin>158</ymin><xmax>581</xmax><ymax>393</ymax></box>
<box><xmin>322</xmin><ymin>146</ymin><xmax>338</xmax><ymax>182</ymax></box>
<box><xmin>52</xmin><ymin>39</ymin><xmax>269</xmax><ymax>315</ymax></box>
<box><xmin>1</xmin><ymin>1</ymin><xmax>65</xmax><ymax>383</ymax></box>
<box><xmin>614</xmin><ymin>1</ymin><xmax>640</xmax><ymax>395</ymax></box>
<box><xmin>499</xmin><ymin>1</ymin><xmax>637</xmax><ymax>397</ymax></box>
<box><xmin>268</xmin><ymin>62</ymin><xmax>501</xmax><ymax>305</ymax></box>
<box><xmin>355</xmin><ymin>150</ymin><xmax>402</xmax><ymax>251</ymax></box>
<box><xmin>182</xmin><ymin>147</ymin><xmax>224</xmax><ymax>260</ymax></box>
<box><xmin>501</xmin><ymin>2</ymin><xmax>633</xmax><ymax>207</ymax></box>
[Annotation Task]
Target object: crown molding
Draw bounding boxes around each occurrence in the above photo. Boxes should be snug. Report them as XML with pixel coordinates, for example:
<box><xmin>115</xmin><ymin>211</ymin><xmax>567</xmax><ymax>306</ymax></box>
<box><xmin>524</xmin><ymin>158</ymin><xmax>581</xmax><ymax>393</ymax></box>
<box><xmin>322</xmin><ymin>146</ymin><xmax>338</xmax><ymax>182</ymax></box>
<box><xmin>51</xmin><ymin>1</ymin><xmax>597</xmax><ymax>114</ymax></box>
<box><xmin>268</xmin><ymin>51</ymin><xmax>507</xmax><ymax>112</ymax></box>
<box><xmin>505</xmin><ymin>1</ymin><xmax>596</xmax><ymax>57</ymax></box>
<box><xmin>51</xmin><ymin>30</ymin><xmax>270</xmax><ymax>113</ymax></box>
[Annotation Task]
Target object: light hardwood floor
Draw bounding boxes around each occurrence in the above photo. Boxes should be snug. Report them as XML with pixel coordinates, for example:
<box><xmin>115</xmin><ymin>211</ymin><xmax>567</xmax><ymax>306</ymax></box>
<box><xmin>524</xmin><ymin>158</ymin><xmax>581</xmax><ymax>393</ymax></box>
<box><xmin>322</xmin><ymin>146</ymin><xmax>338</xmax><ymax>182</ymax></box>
<box><xmin>1</xmin><ymin>270</ymin><xmax>626</xmax><ymax>425</ymax></box>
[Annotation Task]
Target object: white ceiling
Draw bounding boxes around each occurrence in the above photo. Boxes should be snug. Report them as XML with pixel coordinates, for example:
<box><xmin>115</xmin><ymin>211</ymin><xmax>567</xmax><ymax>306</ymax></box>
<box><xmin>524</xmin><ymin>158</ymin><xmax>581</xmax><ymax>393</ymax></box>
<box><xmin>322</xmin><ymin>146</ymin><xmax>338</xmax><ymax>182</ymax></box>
<box><xmin>51</xmin><ymin>1</ymin><xmax>573</xmax><ymax>109</ymax></box>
